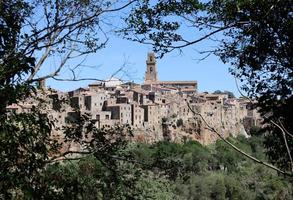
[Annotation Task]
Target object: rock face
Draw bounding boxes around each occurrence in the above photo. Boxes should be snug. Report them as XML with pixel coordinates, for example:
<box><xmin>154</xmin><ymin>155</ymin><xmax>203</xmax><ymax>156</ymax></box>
<box><xmin>131</xmin><ymin>98</ymin><xmax>253</xmax><ymax>145</ymax></box>
<box><xmin>159</xmin><ymin>115</ymin><xmax>249</xmax><ymax>145</ymax></box>
<box><xmin>128</xmin><ymin>93</ymin><xmax>258</xmax><ymax>145</ymax></box>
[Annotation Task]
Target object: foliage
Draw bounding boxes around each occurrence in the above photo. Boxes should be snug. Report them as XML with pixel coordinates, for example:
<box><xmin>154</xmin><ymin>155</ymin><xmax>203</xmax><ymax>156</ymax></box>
<box><xmin>175</xmin><ymin>173</ymin><xmax>251</xmax><ymax>200</ymax></box>
<box><xmin>0</xmin><ymin>0</ymin><xmax>34</xmax><ymax>113</ymax></box>
<box><xmin>0</xmin><ymin>0</ymin><xmax>136</xmax><ymax>198</ymax></box>
<box><xmin>0</xmin><ymin>111</ymin><xmax>59</xmax><ymax>199</ymax></box>
<box><xmin>39</xmin><ymin>156</ymin><xmax>178</xmax><ymax>200</ymax></box>
<box><xmin>208</xmin><ymin>0</ymin><xmax>293</xmax><ymax>171</ymax></box>
<box><xmin>249</xmin><ymin>125</ymin><xmax>262</xmax><ymax>136</ymax></box>
<box><xmin>0</xmin><ymin>1</ymin><xmax>50</xmax><ymax>198</ymax></box>
<box><xmin>38</xmin><ymin>136</ymin><xmax>293</xmax><ymax>199</ymax></box>
<box><xmin>130</xmin><ymin>141</ymin><xmax>213</xmax><ymax>180</ymax></box>
<box><xmin>123</xmin><ymin>0</ymin><xmax>293</xmax><ymax>172</ymax></box>
<box><xmin>122</xmin><ymin>0</ymin><xmax>205</xmax><ymax>57</ymax></box>
<box><xmin>132</xmin><ymin>136</ymin><xmax>293</xmax><ymax>200</ymax></box>
<box><xmin>213</xmin><ymin>90</ymin><xmax>235</xmax><ymax>98</ymax></box>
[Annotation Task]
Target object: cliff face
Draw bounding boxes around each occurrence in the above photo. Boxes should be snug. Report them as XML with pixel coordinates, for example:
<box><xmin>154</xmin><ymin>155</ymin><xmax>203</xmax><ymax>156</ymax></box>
<box><xmin>128</xmin><ymin>95</ymin><xmax>259</xmax><ymax>145</ymax></box>
<box><xmin>132</xmin><ymin>115</ymin><xmax>249</xmax><ymax>145</ymax></box>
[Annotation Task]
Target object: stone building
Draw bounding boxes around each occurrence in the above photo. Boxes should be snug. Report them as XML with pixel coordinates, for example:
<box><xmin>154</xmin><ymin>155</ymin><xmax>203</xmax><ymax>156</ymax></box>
<box><xmin>131</xmin><ymin>104</ymin><xmax>144</xmax><ymax>128</ymax></box>
<box><xmin>65</xmin><ymin>52</ymin><xmax>262</xmax><ymax>143</ymax></box>
<box><xmin>144</xmin><ymin>52</ymin><xmax>158</xmax><ymax>83</ymax></box>
<box><xmin>6</xmin><ymin>52</ymin><xmax>262</xmax><ymax>145</ymax></box>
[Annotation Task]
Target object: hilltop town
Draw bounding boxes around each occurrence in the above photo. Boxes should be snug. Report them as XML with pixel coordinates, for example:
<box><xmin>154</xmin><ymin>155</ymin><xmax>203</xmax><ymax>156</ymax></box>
<box><xmin>7</xmin><ymin>52</ymin><xmax>261</xmax><ymax>145</ymax></box>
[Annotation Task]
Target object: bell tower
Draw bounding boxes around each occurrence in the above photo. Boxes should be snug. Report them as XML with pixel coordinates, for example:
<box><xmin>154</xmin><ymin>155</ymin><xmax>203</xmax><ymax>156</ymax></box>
<box><xmin>144</xmin><ymin>52</ymin><xmax>158</xmax><ymax>83</ymax></box>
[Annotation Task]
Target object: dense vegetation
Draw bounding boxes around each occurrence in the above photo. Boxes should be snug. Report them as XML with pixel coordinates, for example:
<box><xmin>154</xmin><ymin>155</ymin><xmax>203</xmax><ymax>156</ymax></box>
<box><xmin>1</xmin><ymin>0</ymin><xmax>292</xmax><ymax>198</ymax></box>
<box><xmin>39</xmin><ymin>135</ymin><xmax>292</xmax><ymax>199</ymax></box>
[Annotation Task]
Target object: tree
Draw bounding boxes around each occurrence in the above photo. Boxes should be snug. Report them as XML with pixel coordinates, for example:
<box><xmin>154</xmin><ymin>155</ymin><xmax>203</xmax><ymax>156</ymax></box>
<box><xmin>0</xmin><ymin>0</ymin><xmax>137</xmax><ymax>198</ymax></box>
<box><xmin>0</xmin><ymin>0</ymin><xmax>137</xmax><ymax>109</ymax></box>
<box><xmin>123</xmin><ymin>0</ymin><xmax>293</xmax><ymax>173</ymax></box>
<box><xmin>0</xmin><ymin>0</ymin><xmax>34</xmax><ymax>113</ymax></box>
<box><xmin>0</xmin><ymin>1</ymin><xmax>51</xmax><ymax>197</ymax></box>
<box><xmin>207</xmin><ymin>0</ymin><xmax>293</xmax><ymax>172</ymax></box>
<box><xmin>213</xmin><ymin>90</ymin><xmax>235</xmax><ymax>98</ymax></box>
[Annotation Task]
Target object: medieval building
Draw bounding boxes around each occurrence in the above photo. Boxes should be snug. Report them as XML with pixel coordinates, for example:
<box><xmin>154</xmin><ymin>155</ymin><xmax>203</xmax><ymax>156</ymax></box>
<box><xmin>7</xmin><ymin>52</ymin><xmax>262</xmax><ymax>144</ymax></box>
<box><xmin>142</xmin><ymin>52</ymin><xmax>197</xmax><ymax>94</ymax></box>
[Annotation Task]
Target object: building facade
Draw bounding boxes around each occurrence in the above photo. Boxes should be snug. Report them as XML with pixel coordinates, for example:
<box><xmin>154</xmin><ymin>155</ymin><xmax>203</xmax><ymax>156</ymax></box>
<box><xmin>7</xmin><ymin>52</ymin><xmax>262</xmax><ymax>144</ymax></box>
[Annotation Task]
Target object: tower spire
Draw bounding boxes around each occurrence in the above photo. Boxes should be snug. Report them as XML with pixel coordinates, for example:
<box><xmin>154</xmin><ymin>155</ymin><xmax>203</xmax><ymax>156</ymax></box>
<box><xmin>144</xmin><ymin>52</ymin><xmax>158</xmax><ymax>83</ymax></box>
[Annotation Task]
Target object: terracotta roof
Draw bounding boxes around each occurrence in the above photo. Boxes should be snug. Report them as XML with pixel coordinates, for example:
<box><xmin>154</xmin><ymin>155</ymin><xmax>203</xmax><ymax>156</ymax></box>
<box><xmin>155</xmin><ymin>81</ymin><xmax>197</xmax><ymax>84</ymax></box>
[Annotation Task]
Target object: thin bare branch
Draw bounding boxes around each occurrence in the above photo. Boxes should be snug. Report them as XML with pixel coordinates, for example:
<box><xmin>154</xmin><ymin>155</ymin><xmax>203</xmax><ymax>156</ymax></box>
<box><xmin>278</xmin><ymin>119</ymin><xmax>293</xmax><ymax>139</ymax></box>
<box><xmin>30</xmin><ymin>48</ymin><xmax>74</xmax><ymax>82</ymax></box>
<box><xmin>22</xmin><ymin>0</ymin><xmax>137</xmax><ymax>55</ymax></box>
<box><xmin>47</xmin><ymin>150</ymin><xmax>92</xmax><ymax>163</ymax></box>
<box><xmin>28</xmin><ymin>29</ymin><xmax>61</xmax><ymax>81</ymax></box>
<box><xmin>186</xmin><ymin>102</ymin><xmax>293</xmax><ymax>177</ymax></box>
<box><xmin>271</xmin><ymin>119</ymin><xmax>293</xmax><ymax>172</ymax></box>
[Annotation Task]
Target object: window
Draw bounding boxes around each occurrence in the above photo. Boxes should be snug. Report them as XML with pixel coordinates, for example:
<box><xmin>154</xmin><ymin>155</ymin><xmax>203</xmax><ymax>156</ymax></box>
<box><xmin>105</xmin><ymin>115</ymin><xmax>109</xmax><ymax>120</ymax></box>
<box><xmin>150</xmin><ymin>67</ymin><xmax>153</xmax><ymax>72</ymax></box>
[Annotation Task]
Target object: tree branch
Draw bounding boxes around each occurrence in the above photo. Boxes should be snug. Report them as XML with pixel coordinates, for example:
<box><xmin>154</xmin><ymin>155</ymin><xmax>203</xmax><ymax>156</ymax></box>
<box><xmin>186</xmin><ymin>102</ymin><xmax>293</xmax><ymax>177</ymax></box>
<box><xmin>271</xmin><ymin>119</ymin><xmax>293</xmax><ymax>172</ymax></box>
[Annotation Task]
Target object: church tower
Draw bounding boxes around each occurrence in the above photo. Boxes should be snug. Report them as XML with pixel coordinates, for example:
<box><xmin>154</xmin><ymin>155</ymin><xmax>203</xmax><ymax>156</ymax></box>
<box><xmin>144</xmin><ymin>52</ymin><xmax>158</xmax><ymax>83</ymax></box>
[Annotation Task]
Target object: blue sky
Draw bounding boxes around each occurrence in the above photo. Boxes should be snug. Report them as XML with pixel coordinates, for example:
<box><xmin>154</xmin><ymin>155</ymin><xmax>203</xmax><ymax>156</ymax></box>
<box><xmin>46</xmin><ymin>35</ymin><xmax>241</xmax><ymax>96</ymax></box>
<box><xmin>35</xmin><ymin>0</ymin><xmax>243</xmax><ymax>97</ymax></box>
